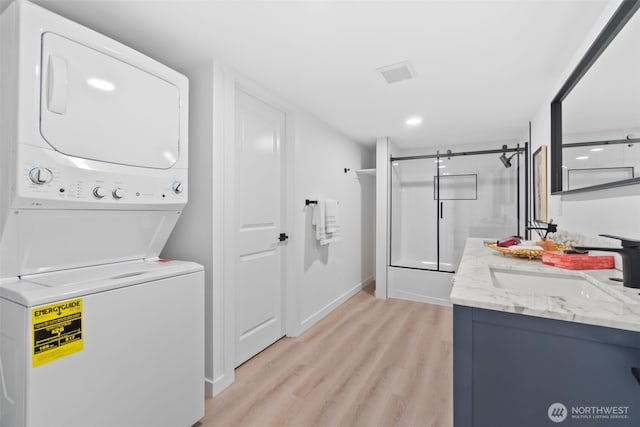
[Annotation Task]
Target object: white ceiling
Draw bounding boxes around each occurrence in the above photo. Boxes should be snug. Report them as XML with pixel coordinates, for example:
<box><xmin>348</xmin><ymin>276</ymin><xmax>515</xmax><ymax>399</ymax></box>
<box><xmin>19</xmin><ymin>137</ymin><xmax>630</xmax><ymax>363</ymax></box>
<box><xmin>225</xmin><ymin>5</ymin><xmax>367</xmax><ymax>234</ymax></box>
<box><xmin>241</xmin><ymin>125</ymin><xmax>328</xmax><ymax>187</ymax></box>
<box><xmin>2</xmin><ymin>0</ymin><xmax>610</xmax><ymax>148</ymax></box>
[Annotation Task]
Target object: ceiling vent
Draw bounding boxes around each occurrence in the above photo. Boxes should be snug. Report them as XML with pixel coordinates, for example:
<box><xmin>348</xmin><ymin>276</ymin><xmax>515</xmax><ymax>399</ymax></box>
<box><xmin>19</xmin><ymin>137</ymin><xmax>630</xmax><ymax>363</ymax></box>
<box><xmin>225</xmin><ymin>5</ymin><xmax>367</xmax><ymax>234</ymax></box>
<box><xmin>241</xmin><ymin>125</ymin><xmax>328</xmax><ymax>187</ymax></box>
<box><xmin>377</xmin><ymin>61</ymin><xmax>416</xmax><ymax>84</ymax></box>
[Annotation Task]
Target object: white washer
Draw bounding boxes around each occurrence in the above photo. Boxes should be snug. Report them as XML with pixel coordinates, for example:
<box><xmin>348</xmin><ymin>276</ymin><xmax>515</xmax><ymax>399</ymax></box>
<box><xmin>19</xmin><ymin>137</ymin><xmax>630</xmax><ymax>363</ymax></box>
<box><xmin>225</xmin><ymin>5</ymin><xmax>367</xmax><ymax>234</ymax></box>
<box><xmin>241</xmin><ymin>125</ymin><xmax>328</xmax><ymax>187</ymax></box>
<box><xmin>0</xmin><ymin>260</ymin><xmax>204</xmax><ymax>427</ymax></box>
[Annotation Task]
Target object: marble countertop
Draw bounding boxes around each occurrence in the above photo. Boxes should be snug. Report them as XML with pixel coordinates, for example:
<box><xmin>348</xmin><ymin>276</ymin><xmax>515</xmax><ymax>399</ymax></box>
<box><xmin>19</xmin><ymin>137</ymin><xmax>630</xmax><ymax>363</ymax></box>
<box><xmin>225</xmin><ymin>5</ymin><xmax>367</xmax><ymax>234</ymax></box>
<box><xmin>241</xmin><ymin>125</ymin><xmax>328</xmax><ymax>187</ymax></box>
<box><xmin>450</xmin><ymin>238</ymin><xmax>640</xmax><ymax>332</ymax></box>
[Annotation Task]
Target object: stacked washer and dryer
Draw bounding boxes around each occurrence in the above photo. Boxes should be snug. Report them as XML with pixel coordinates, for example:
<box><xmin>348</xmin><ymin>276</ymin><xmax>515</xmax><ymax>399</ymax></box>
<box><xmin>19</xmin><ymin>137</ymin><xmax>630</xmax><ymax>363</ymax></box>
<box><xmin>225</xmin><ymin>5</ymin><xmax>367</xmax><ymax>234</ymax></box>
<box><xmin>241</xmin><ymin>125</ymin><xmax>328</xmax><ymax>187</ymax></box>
<box><xmin>0</xmin><ymin>1</ymin><xmax>204</xmax><ymax>426</ymax></box>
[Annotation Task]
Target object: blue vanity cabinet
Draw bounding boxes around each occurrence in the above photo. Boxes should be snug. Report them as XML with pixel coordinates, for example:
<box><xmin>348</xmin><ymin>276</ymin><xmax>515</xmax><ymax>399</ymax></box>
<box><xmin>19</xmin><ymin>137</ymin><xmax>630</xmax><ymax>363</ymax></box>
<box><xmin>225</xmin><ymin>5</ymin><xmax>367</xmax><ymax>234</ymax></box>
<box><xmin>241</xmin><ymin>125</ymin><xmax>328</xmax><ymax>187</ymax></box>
<box><xmin>454</xmin><ymin>305</ymin><xmax>640</xmax><ymax>427</ymax></box>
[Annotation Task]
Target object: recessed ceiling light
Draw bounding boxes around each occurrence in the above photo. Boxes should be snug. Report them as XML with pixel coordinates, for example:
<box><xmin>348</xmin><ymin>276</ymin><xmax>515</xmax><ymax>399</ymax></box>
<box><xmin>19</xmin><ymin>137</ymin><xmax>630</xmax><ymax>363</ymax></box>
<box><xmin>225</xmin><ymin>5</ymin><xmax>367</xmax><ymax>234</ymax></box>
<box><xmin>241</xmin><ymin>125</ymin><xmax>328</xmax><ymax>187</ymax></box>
<box><xmin>438</xmin><ymin>165</ymin><xmax>446</xmax><ymax>169</ymax></box>
<box><xmin>405</xmin><ymin>116</ymin><xmax>423</xmax><ymax>126</ymax></box>
<box><xmin>576</xmin><ymin>156</ymin><xmax>589</xmax><ymax>160</ymax></box>
<box><xmin>590</xmin><ymin>148</ymin><xmax>604</xmax><ymax>152</ymax></box>
<box><xmin>392</xmin><ymin>162</ymin><xmax>399</xmax><ymax>166</ymax></box>
<box><xmin>435</xmin><ymin>159</ymin><xmax>443</xmax><ymax>163</ymax></box>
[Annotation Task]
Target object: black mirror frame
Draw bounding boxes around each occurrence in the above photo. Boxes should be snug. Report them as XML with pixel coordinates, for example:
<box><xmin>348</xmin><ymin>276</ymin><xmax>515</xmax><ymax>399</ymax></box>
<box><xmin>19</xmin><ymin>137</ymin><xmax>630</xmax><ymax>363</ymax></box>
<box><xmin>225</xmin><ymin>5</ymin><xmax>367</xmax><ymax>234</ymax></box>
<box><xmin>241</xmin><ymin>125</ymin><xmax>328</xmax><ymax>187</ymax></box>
<box><xmin>550</xmin><ymin>0</ymin><xmax>640</xmax><ymax>194</ymax></box>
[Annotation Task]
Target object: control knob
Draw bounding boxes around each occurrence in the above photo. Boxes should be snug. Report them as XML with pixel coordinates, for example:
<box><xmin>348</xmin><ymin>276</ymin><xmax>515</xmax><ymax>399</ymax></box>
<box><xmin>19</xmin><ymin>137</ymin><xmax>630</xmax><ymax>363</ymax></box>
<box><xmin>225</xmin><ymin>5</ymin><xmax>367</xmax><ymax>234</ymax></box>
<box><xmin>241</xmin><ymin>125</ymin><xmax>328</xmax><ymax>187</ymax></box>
<box><xmin>29</xmin><ymin>167</ymin><xmax>53</xmax><ymax>185</ymax></box>
<box><xmin>93</xmin><ymin>187</ymin><xmax>107</xmax><ymax>199</ymax></box>
<box><xmin>172</xmin><ymin>181</ymin><xmax>183</xmax><ymax>194</ymax></box>
<box><xmin>112</xmin><ymin>188</ymin><xmax>125</xmax><ymax>199</ymax></box>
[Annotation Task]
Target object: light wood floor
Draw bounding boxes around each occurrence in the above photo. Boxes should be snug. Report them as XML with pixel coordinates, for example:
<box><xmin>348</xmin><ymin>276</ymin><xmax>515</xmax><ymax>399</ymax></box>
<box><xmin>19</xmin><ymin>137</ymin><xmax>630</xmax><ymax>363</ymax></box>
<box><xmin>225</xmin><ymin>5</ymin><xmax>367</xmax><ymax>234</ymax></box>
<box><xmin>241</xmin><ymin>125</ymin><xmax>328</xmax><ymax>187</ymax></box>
<box><xmin>200</xmin><ymin>284</ymin><xmax>453</xmax><ymax>427</ymax></box>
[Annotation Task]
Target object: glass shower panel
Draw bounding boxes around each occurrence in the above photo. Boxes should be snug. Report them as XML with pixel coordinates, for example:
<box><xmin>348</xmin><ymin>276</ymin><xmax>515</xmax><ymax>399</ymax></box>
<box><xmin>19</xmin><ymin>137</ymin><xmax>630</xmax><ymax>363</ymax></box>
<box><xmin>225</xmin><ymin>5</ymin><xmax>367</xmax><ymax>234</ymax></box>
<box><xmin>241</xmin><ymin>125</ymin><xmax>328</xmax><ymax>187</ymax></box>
<box><xmin>435</xmin><ymin>170</ymin><xmax>477</xmax><ymax>273</ymax></box>
<box><xmin>390</xmin><ymin>158</ymin><xmax>439</xmax><ymax>270</ymax></box>
<box><xmin>390</xmin><ymin>148</ymin><xmax>523</xmax><ymax>273</ymax></box>
<box><xmin>438</xmin><ymin>153</ymin><xmax>520</xmax><ymax>271</ymax></box>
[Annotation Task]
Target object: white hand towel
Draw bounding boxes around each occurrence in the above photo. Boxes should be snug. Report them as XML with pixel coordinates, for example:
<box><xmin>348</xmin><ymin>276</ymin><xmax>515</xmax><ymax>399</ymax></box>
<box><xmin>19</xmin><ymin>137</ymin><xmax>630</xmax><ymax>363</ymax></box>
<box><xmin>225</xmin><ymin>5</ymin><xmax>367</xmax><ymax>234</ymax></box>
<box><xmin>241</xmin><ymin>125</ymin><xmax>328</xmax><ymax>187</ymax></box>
<box><xmin>311</xmin><ymin>200</ymin><xmax>326</xmax><ymax>241</ymax></box>
<box><xmin>325</xmin><ymin>199</ymin><xmax>340</xmax><ymax>234</ymax></box>
<box><xmin>311</xmin><ymin>199</ymin><xmax>341</xmax><ymax>245</ymax></box>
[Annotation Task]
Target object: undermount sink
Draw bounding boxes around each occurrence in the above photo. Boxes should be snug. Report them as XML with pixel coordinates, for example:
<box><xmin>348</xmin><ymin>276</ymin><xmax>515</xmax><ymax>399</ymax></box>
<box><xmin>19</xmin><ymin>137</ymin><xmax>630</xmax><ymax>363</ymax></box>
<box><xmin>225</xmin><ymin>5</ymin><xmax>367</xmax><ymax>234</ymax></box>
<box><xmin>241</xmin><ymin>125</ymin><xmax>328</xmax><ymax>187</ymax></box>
<box><xmin>489</xmin><ymin>266</ymin><xmax>624</xmax><ymax>303</ymax></box>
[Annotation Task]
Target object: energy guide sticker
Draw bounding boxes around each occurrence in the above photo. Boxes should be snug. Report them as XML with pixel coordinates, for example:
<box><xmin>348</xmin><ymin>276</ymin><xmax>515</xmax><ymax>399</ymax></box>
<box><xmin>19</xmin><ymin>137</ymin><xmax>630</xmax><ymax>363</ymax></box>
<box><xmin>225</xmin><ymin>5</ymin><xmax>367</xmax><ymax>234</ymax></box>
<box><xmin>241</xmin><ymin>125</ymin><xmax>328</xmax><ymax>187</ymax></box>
<box><xmin>32</xmin><ymin>298</ymin><xmax>83</xmax><ymax>367</ymax></box>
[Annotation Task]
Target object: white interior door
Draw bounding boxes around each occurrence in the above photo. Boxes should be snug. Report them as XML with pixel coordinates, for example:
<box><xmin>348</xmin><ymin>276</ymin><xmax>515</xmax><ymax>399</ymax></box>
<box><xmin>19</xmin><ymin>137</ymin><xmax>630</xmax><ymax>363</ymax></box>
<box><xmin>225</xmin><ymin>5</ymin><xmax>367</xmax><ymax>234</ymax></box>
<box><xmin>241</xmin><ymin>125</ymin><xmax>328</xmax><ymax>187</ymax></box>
<box><xmin>235</xmin><ymin>89</ymin><xmax>286</xmax><ymax>366</ymax></box>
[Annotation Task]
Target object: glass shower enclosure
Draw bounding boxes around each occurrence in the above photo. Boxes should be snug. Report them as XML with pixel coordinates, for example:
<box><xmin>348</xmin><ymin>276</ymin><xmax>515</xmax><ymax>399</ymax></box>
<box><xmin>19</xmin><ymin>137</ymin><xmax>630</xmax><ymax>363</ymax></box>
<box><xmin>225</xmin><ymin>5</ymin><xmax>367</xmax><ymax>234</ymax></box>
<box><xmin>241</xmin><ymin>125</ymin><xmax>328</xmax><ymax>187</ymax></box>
<box><xmin>389</xmin><ymin>145</ymin><xmax>527</xmax><ymax>274</ymax></box>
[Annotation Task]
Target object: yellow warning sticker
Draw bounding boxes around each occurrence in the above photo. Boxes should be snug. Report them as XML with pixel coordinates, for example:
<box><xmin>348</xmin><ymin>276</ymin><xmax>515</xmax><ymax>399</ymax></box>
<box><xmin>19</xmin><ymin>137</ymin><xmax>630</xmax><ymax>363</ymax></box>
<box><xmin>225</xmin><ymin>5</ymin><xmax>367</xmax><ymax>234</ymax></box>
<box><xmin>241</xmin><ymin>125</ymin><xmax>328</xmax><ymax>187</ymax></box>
<box><xmin>32</xmin><ymin>298</ymin><xmax>83</xmax><ymax>367</ymax></box>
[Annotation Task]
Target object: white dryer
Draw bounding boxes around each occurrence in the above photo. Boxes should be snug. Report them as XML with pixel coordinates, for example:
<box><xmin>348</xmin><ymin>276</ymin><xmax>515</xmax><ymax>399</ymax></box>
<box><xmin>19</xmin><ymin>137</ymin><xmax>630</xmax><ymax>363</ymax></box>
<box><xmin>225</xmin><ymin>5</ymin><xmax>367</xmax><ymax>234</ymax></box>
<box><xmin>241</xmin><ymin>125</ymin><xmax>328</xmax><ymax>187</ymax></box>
<box><xmin>0</xmin><ymin>1</ymin><xmax>204</xmax><ymax>426</ymax></box>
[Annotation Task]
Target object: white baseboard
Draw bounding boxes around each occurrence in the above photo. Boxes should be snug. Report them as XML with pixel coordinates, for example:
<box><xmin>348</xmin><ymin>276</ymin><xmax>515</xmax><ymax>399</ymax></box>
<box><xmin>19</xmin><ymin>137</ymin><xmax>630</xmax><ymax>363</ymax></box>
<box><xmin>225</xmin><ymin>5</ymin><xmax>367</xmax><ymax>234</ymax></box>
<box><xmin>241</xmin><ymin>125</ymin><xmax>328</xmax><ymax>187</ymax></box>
<box><xmin>389</xmin><ymin>290</ymin><xmax>452</xmax><ymax>307</ymax></box>
<box><xmin>387</xmin><ymin>266</ymin><xmax>453</xmax><ymax>306</ymax></box>
<box><xmin>208</xmin><ymin>277</ymin><xmax>373</xmax><ymax>395</ymax></box>
<box><xmin>210</xmin><ymin>372</ymin><xmax>234</xmax><ymax>396</ymax></box>
<box><xmin>294</xmin><ymin>276</ymin><xmax>373</xmax><ymax>337</ymax></box>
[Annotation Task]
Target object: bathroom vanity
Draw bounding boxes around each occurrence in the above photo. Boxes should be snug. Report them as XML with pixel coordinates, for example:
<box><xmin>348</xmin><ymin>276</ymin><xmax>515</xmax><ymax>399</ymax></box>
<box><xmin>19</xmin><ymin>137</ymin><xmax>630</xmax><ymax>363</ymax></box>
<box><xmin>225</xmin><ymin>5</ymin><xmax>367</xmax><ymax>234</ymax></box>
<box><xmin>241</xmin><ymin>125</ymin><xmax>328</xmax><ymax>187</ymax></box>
<box><xmin>451</xmin><ymin>238</ymin><xmax>640</xmax><ymax>427</ymax></box>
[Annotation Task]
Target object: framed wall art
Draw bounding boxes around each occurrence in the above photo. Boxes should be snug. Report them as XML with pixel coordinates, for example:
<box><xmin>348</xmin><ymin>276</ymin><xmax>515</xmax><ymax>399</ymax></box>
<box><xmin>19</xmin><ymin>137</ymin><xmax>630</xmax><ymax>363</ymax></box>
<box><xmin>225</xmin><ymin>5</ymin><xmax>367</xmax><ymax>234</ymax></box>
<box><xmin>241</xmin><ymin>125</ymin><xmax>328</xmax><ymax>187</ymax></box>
<box><xmin>532</xmin><ymin>145</ymin><xmax>547</xmax><ymax>222</ymax></box>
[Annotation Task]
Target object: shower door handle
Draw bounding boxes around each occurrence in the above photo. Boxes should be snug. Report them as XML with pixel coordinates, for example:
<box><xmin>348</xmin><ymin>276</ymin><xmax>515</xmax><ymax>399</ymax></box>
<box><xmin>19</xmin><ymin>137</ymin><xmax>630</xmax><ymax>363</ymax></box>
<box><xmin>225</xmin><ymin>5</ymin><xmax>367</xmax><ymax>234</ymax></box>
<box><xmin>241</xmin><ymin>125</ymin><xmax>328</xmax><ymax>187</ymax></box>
<box><xmin>440</xmin><ymin>202</ymin><xmax>443</xmax><ymax>219</ymax></box>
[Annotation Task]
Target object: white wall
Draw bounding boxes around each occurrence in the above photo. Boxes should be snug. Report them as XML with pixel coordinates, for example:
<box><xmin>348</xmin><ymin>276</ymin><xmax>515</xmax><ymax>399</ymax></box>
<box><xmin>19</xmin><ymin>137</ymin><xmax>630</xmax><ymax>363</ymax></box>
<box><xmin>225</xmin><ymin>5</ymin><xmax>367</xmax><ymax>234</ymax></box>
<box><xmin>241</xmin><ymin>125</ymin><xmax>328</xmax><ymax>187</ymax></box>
<box><xmin>292</xmin><ymin>112</ymin><xmax>375</xmax><ymax>333</ymax></box>
<box><xmin>162</xmin><ymin>61</ymin><xmax>376</xmax><ymax>396</ymax></box>
<box><xmin>528</xmin><ymin>0</ymin><xmax>640</xmax><ymax>239</ymax></box>
<box><xmin>375</xmin><ymin>137</ymin><xmax>399</xmax><ymax>299</ymax></box>
<box><xmin>160</xmin><ymin>61</ymin><xmax>223</xmax><ymax>395</ymax></box>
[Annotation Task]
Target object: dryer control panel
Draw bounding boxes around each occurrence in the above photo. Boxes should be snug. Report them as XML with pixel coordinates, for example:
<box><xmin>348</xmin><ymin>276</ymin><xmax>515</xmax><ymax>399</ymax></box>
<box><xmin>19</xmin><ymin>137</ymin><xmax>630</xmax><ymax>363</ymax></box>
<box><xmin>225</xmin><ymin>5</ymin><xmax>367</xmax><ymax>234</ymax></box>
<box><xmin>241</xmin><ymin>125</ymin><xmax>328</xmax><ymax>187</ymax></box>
<box><xmin>14</xmin><ymin>145</ymin><xmax>187</xmax><ymax>210</ymax></box>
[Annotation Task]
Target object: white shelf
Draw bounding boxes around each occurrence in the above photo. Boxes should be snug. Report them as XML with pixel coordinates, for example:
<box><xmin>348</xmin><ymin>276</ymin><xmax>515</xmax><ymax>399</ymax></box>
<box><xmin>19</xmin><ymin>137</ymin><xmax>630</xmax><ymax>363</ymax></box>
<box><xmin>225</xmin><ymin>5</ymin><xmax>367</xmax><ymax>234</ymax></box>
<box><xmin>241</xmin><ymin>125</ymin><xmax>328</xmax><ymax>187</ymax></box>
<box><xmin>355</xmin><ymin>168</ymin><xmax>376</xmax><ymax>177</ymax></box>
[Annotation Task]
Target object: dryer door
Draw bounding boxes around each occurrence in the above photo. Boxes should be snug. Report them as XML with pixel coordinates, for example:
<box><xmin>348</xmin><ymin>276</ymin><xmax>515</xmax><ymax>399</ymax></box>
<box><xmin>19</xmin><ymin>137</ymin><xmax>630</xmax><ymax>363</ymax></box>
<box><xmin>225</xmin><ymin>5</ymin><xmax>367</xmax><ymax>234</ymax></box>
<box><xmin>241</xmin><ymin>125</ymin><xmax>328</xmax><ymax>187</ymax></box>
<box><xmin>39</xmin><ymin>32</ymin><xmax>181</xmax><ymax>169</ymax></box>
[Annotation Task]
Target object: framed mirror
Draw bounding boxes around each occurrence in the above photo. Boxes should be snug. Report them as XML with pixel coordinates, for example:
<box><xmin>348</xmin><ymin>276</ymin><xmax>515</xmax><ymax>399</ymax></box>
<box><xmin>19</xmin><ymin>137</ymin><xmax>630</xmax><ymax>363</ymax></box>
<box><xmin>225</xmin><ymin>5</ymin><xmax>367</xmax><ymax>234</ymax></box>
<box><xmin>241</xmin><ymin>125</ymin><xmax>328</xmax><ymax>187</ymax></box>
<box><xmin>550</xmin><ymin>0</ymin><xmax>640</xmax><ymax>194</ymax></box>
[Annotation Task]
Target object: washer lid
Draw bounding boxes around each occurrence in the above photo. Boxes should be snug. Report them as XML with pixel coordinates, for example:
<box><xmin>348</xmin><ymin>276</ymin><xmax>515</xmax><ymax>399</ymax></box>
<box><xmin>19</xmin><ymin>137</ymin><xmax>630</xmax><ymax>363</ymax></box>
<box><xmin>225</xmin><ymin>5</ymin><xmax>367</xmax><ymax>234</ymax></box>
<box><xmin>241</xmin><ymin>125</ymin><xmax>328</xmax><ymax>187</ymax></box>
<box><xmin>39</xmin><ymin>32</ymin><xmax>181</xmax><ymax>169</ymax></box>
<box><xmin>0</xmin><ymin>259</ymin><xmax>203</xmax><ymax>307</ymax></box>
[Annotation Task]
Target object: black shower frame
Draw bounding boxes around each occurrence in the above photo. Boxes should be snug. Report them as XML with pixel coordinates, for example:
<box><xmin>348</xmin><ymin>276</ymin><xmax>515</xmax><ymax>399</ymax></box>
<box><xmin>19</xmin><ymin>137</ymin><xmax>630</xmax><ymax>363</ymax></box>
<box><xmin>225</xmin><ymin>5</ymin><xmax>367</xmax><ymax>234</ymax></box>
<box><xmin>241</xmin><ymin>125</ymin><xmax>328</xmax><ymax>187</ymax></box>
<box><xmin>389</xmin><ymin>143</ymin><xmax>529</xmax><ymax>273</ymax></box>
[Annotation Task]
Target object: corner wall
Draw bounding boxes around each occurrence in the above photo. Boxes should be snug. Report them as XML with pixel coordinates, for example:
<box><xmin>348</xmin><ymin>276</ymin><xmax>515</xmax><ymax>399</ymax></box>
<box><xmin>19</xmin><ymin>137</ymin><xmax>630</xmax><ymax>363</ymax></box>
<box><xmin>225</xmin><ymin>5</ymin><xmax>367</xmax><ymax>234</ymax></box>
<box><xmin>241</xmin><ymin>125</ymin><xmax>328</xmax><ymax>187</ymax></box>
<box><xmin>375</xmin><ymin>137</ymin><xmax>397</xmax><ymax>299</ymax></box>
<box><xmin>161</xmin><ymin>61</ymin><xmax>219</xmax><ymax>394</ymax></box>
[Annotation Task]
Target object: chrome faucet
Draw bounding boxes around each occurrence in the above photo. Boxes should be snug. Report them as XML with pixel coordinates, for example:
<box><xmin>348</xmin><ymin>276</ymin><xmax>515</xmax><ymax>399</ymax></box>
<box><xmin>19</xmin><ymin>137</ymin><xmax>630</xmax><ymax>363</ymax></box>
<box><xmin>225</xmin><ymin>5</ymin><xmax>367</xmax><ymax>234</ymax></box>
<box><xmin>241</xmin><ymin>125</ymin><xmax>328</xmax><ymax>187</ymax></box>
<box><xmin>574</xmin><ymin>234</ymin><xmax>640</xmax><ymax>289</ymax></box>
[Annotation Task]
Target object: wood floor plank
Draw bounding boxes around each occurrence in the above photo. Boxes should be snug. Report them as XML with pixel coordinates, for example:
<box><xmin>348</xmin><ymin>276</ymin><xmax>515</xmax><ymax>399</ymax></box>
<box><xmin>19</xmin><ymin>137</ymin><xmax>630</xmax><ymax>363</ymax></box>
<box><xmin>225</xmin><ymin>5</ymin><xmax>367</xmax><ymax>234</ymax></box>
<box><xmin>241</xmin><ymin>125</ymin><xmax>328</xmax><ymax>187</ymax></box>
<box><xmin>348</xmin><ymin>306</ymin><xmax>443</xmax><ymax>427</ymax></box>
<box><xmin>202</xmin><ymin>284</ymin><xmax>453</xmax><ymax>427</ymax></box>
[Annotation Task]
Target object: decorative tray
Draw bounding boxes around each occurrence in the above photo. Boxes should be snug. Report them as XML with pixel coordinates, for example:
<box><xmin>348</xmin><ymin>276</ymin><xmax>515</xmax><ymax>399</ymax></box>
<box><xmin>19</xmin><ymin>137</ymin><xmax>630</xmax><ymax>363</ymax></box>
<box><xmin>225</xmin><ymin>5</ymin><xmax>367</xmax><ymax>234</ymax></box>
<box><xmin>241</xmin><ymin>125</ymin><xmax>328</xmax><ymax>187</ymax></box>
<box><xmin>487</xmin><ymin>243</ymin><xmax>569</xmax><ymax>260</ymax></box>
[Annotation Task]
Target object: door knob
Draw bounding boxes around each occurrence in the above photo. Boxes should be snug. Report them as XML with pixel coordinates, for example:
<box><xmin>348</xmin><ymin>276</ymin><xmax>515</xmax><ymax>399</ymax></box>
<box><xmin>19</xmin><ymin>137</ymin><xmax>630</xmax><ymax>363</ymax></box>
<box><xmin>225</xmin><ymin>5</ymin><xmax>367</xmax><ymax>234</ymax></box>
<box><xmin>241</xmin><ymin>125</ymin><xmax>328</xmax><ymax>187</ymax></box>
<box><xmin>278</xmin><ymin>233</ymin><xmax>289</xmax><ymax>242</ymax></box>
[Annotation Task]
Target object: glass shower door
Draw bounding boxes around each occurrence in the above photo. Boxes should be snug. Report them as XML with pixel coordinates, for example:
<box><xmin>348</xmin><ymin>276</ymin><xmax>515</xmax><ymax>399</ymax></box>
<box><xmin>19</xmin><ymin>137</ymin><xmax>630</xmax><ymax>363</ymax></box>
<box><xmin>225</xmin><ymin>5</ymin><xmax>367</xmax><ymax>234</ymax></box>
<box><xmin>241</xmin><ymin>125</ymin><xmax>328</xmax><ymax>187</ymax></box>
<box><xmin>438</xmin><ymin>152</ymin><xmax>521</xmax><ymax>271</ymax></box>
<box><xmin>391</xmin><ymin>148</ymin><xmax>523</xmax><ymax>273</ymax></box>
<box><xmin>389</xmin><ymin>157</ymin><xmax>440</xmax><ymax>270</ymax></box>
<box><xmin>435</xmin><ymin>175</ymin><xmax>476</xmax><ymax>272</ymax></box>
